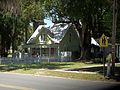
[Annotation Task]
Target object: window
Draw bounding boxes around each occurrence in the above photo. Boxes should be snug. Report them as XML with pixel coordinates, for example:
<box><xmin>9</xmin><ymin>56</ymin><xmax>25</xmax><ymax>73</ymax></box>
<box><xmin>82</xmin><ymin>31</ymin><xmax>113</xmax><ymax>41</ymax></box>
<box><xmin>39</xmin><ymin>34</ymin><xmax>46</xmax><ymax>42</ymax></box>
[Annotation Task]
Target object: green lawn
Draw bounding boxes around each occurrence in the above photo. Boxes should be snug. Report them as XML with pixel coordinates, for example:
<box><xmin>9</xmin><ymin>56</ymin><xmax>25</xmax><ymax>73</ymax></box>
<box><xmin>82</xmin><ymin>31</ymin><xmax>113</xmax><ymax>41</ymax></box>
<box><xmin>0</xmin><ymin>62</ymin><xmax>102</xmax><ymax>71</ymax></box>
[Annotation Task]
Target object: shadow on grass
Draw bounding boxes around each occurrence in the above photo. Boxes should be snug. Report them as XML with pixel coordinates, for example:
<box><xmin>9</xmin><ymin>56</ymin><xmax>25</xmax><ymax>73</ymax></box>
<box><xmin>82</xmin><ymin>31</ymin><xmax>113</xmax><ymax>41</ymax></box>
<box><xmin>67</xmin><ymin>66</ymin><xmax>120</xmax><ymax>81</ymax></box>
<box><xmin>0</xmin><ymin>62</ymin><xmax>73</xmax><ymax>72</ymax></box>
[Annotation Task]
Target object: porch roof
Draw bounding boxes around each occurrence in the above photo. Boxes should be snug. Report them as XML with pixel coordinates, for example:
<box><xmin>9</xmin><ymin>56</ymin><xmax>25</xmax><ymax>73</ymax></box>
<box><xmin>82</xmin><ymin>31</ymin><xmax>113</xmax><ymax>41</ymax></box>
<box><xmin>91</xmin><ymin>37</ymin><xmax>100</xmax><ymax>46</ymax></box>
<box><xmin>22</xmin><ymin>44</ymin><xmax>58</xmax><ymax>48</ymax></box>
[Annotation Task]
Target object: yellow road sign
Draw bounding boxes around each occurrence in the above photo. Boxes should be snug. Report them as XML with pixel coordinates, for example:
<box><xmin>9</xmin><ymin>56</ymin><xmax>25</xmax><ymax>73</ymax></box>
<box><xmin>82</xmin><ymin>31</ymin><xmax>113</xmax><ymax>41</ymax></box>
<box><xmin>99</xmin><ymin>34</ymin><xmax>108</xmax><ymax>47</ymax></box>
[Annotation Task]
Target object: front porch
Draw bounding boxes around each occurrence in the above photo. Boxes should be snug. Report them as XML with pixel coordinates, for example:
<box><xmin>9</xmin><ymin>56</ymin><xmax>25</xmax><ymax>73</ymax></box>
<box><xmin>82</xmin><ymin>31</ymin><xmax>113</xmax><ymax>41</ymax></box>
<box><xmin>22</xmin><ymin>44</ymin><xmax>60</xmax><ymax>62</ymax></box>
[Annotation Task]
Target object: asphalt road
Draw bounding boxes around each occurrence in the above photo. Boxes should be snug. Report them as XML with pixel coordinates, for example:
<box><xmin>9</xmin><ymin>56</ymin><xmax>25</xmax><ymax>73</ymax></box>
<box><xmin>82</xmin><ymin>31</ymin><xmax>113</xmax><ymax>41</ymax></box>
<box><xmin>0</xmin><ymin>72</ymin><xmax>120</xmax><ymax>90</ymax></box>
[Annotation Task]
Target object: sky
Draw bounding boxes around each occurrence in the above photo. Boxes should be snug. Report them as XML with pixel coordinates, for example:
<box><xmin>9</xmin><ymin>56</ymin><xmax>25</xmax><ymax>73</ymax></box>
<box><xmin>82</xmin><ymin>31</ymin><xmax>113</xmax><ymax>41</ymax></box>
<box><xmin>29</xmin><ymin>18</ymin><xmax>54</xmax><ymax>27</ymax></box>
<box><xmin>44</xmin><ymin>19</ymin><xmax>54</xmax><ymax>27</ymax></box>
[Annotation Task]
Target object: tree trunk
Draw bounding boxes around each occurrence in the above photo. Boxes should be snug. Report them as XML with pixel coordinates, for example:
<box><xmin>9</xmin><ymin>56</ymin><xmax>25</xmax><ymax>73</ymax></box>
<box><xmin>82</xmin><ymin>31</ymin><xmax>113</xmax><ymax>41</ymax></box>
<box><xmin>12</xmin><ymin>14</ymin><xmax>17</xmax><ymax>55</ymax></box>
<box><xmin>1</xmin><ymin>35</ymin><xmax>5</xmax><ymax>57</ymax></box>
<box><xmin>74</xmin><ymin>21</ymin><xmax>91</xmax><ymax>60</ymax></box>
<box><xmin>1</xmin><ymin>34</ymin><xmax>8</xmax><ymax>57</ymax></box>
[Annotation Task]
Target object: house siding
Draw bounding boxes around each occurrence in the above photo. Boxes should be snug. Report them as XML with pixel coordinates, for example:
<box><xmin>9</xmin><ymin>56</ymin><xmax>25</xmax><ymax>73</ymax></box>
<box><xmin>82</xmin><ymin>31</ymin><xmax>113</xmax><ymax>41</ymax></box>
<box><xmin>60</xmin><ymin>25</ymin><xmax>80</xmax><ymax>60</ymax></box>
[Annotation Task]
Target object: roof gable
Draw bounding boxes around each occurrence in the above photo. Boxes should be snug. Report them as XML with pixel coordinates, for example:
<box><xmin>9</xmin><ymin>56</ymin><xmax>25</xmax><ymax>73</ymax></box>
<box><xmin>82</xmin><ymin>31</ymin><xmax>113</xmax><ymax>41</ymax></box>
<box><xmin>27</xmin><ymin>25</ymin><xmax>54</xmax><ymax>44</ymax></box>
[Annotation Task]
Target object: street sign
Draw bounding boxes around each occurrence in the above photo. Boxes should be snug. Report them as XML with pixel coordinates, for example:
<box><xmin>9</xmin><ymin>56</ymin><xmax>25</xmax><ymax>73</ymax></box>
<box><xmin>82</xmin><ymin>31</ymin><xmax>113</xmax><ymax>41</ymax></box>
<box><xmin>100</xmin><ymin>34</ymin><xmax>108</xmax><ymax>47</ymax></box>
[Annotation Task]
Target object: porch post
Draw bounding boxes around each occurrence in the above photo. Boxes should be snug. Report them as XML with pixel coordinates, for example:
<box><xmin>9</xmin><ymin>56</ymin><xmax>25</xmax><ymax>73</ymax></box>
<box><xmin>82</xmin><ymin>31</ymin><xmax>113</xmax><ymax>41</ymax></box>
<box><xmin>58</xmin><ymin>44</ymin><xmax>60</xmax><ymax>62</ymax></box>
<box><xmin>40</xmin><ymin>45</ymin><xmax>42</xmax><ymax>57</ymax></box>
<box><xmin>48</xmin><ymin>45</ymin><xmax>51</xmax><ymax>62</ymax></box>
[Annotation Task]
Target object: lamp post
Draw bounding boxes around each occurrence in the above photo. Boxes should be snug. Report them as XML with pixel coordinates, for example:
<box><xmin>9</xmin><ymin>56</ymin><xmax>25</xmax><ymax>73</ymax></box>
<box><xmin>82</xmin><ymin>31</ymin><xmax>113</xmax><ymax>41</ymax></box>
<box><xmin>112</xmin><ymin>0</ymin><xmax>117</xmax><ymax>76</ymax></box>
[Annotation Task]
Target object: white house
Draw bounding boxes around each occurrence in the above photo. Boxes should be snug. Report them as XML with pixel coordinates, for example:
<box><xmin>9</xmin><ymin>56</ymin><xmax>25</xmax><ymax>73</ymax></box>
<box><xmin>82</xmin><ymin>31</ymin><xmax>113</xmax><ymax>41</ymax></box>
<box><xmin>23</xmin><ymin>23</ymin><xmax>100</xmax><ymax>61</ymax></box>
<box><xmin>22</xmin><ymin>25</ymin><xmax>59</xmax><ymax>61</ymax></box>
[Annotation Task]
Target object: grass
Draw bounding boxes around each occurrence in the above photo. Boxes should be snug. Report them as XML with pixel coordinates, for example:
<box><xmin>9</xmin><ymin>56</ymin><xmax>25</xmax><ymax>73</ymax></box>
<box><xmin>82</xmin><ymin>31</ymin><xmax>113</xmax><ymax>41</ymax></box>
<box><xmin>11</xmin><ymin>69</ymin><xmax>106</xmax><ymax>81</ymax></box>
<box><xmin>0</xmin><ymin>62</ymin><xmax>101</xmax><ymax>70</ymax></box>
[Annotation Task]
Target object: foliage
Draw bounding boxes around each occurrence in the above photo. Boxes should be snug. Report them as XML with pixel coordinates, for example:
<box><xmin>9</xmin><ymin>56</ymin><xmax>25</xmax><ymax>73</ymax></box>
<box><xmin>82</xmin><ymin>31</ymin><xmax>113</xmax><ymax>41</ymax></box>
<box><xmin>21</xmin><ymin>0</ymin><xmax>44</xmax><ymax>20</ymax></box>
<box><xmin>0</xmin><ymin>0</ymin><xmax>45</xmax><ymax>57</ymax></box>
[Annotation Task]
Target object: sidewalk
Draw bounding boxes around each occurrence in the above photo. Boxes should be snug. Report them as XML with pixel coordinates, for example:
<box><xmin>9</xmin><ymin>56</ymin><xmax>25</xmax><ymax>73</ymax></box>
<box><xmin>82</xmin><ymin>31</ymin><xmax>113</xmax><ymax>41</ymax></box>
<box><xmin>48</xmin><ymin>64</ymin><xmax>120</xmax><ymax>76</ymax></box>
<box><xmin>45</xmin><ymin>65</ymin><xmax>104</xmax><ymax>74</ymax></box>
<box><xmin>53</xmin><ymin>69</ymin><xmax>97</xmax><ymax>74</ymax></box>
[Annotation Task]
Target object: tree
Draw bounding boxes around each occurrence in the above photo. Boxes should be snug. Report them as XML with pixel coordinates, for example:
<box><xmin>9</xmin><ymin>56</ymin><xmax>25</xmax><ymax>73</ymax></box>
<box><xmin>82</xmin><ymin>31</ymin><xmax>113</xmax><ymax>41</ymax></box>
<box><xmin>21</xmin><ymin>0</ymin><xmax>45</xmax><ymax>45</ymax></box>
<box><xmin>0</xmin><ymin>12</ymin><xmax>13</xmax><ymax>57</ymax></box>
<box><xmin>0</xmin><ymin>0</ymin><xmax>21</xmax><ymax>56</ymax></box>
<box><xmin>0</xmin><ymin>0</ymin><xmax>45</xmax><ymax>57</ymax></box>
<box><xmin>43</xmin><ymin>0</ymin><xmax>111</xmax><ymax>60</ymax></box>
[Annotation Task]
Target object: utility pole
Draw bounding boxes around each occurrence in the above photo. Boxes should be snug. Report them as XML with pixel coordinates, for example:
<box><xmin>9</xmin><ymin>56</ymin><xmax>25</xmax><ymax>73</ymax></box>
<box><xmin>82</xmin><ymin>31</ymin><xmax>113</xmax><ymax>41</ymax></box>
<box><xmin>112</xmin><ymin>0</ymin><xmax>117</xmax><ymax>76</ymax></box>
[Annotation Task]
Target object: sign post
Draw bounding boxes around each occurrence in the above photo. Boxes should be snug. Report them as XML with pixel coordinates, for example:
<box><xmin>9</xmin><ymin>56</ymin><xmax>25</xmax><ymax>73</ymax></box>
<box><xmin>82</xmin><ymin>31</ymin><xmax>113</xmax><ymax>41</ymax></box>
<box><xmin>111</xmin><ymin>0</ymin><xmax>117</xmax><ymax>76</ymax></box>
<box><xmin>100</xmin><ymin>34</ymin><xmax>108</xmax><ymax>76</ymax></box>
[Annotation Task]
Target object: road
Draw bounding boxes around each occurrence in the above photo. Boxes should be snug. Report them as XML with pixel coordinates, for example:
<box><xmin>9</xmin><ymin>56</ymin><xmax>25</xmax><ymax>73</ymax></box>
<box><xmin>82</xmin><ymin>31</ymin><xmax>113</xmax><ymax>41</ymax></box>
<box><xmin>0</xmin><ymin>72</ymin><xmax>120</xmax><ymax>90</ymax></box>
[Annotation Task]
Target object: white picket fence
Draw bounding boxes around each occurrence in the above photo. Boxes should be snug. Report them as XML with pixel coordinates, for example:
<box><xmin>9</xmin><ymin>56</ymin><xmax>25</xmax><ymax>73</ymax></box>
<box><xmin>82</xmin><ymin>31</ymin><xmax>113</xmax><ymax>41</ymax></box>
<box><xmin>0</xmin><ymin>56</ymin><xmax>61</xmax><ymax>64</ymax></box>
<box><xmin>0</xmin><ymin>51</ymin><xmax>72</xmax><ymax>64</ymax></box>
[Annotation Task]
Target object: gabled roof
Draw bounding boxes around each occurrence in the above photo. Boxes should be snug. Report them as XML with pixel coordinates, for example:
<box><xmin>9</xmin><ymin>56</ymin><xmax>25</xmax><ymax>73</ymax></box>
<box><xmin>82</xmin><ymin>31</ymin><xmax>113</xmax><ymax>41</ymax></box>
<box><xmin>27</xmin><ymin>23</ymin><xmax>100</xmax><ymax>46</ymax></box>
<box><xmin>27</xmin><ymin>25</ymin><xmax>53</xmax><ymax>44</ymax></box>
<box><xmin>50</xmin><ymin>23</ymin><xmax>73</xmax><ymax>42</ymax></box>
<box><xmin>27</xmin><ymin>23</ymin><xmax>73</xmax><ymax>44</ymax></box>
<box><xmin>51</xmin><ymin>23</ymin><xmax>99</xmax><ymax>46</ymax></box>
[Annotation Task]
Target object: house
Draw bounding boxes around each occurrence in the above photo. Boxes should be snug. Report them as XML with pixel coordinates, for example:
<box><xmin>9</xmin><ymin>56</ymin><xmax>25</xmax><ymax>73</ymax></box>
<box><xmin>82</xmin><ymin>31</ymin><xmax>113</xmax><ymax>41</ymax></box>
<box><xmin>23</xmin><ymin>23</ymin><xmax>100</xmax><ymax>61</ymax></box>
<box><xmin>22</xmin><ymin>25</ymin><xmax>59</xmax><ymax>61</ymax></box>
